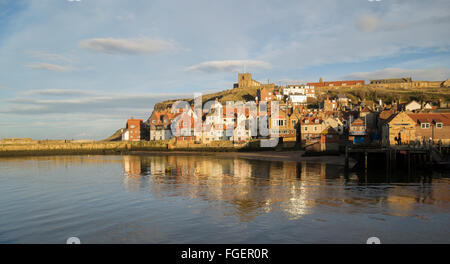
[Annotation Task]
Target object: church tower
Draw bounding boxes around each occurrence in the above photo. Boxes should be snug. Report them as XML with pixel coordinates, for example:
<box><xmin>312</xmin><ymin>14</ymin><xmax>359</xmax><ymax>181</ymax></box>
<box><xmin>238</xmin><ymin>73</ymin><xmax>253</xmax><ymax>88</ymax></box>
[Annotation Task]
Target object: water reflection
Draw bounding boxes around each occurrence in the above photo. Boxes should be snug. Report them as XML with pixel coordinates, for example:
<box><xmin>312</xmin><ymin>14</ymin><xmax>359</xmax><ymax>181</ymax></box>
<box><xmin>0</xmin><ymin>154</ymin><xmax>449</xmax><ymax>243</ymax></box>
<box><xmin>122</xmin><ymin>155</ymin><xmax>450</xmax><ymax>221</ymax></box>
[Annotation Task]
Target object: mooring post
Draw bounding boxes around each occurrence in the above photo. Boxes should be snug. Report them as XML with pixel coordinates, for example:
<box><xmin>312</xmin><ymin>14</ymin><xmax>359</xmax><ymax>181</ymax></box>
<box><xmin>386</xmin><ymin>150</ymin><xmax>390</xmax><ymax>176</ymax></box>
<box><xmin>364</xmin><ymin>151</ymin><xmax>368</xmax><ymax>173</ymax></box>
<box><xmin>345</xmin><ymin>145</ymin><xmax>349</xmax><ymax>174</ymax></box>
<box><xmin>429</xmin><ymin>150</ymin><xmax>433</xmax><ymax>169</ymax></box>
<box><xmin>407</xmin><ymin>151</ymin><xmax>411</xmax><ymax>176</ymax></box>
<box><xmin>393</xmin><ymin>149</ymin><xmax>397</xmax><ymax>172</ymax></box>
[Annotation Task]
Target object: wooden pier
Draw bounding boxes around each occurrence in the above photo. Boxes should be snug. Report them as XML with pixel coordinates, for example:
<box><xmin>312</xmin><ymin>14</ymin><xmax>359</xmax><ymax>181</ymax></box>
<box><xmin>344</xmin><ymin>144</ymin><xmax>449</xmax><ymax>175</ymax></box>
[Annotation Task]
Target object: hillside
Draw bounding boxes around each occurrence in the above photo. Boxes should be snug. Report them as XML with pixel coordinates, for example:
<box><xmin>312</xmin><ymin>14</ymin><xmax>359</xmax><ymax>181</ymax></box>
<box><xmin>155</xmin><ymin>84</ymin><xmax>450</xmax><ymax>112</ymax></box>
<box><xmin>316</xmin><ymin>85</ymin><xmax>450</xmax><ymax>104</ymax></box>
<box><xmin>102</xmin><ymin>128</ymin><xmax>123</xmax><ymax>142</ymax></box>
<box><xmin>153</xmin><ymin>86</ymin><xmax>262</xmax><ymax>111</ymax></box>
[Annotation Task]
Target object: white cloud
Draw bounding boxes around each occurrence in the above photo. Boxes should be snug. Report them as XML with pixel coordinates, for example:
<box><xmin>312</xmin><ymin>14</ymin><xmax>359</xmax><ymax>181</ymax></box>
<box><xmin>185</xmin><ymin>60</ymin><xmax>272</xmax><ymax>73</ymax></box>
<box><xmin>28</xmin><ymin>50</ymin><xmax>72</xmax><ymax>63</ymax></box>
<box><xmin>79</xmin><ymin>37</ymin><xmax>177</xmax><ymax>55</ymax></box>
<box><xmin>343</xmin><ymin>67</ymin><xmax>450</xmax><ymax>81</ymax></box>
<box><xmin>26</xmin><ymin>62</ymin><xmax>74</xmax><ymax>72</ymax></box>
<box><xmin>1</xmin><ymin>90</ymin><xmax>192</xmax><ymax>115</ymax></box>
<box><xmin>20</xmin><ymin>89</ymin><xmax>91</xmax><ymax>97</ymax></box>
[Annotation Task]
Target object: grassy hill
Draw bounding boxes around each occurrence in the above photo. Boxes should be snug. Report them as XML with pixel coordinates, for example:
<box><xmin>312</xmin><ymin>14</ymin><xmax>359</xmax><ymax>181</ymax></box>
<box><xmin>155</xmin><ymin>84</ymin><xmax>450</xmax><ymax>111</ymax></box>
<box><xmin>316</xmin><ymin>85</ymin><xmax>450</xmax><ymax>104</ymax></box>
<box><xmin>154</xmin><ymin>86</ymin><xmax>262</xmax><ymax>111</ymax></box>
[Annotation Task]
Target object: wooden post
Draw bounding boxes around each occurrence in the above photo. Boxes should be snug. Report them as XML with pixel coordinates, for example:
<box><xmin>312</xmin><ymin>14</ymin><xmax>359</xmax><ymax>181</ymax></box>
<box><xmin>364</xmin><ymin>152</ymin><xmax>367</xmax><ymax>169</ymax></box>
<box><xmin>393</xmin><ymin>149</ymin><xmax>397</xmax><ymax>172</ymax></box>
<box><xmin>345</xmin><ymin>145</ymin><xmax>349</xmax><ymax>173</ymax></box>
<box><xmin>407</xmin><ymin>151</ymin><xmax>411</xmax><ymax>176</ymax></box>
<box><xmin>386</xmin><ymin>150</ymin><xmax>390</xmax><ymax>175</ymax></box>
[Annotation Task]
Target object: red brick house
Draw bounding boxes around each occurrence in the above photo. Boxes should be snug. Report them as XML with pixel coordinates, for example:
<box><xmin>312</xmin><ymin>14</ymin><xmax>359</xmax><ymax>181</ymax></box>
<box><xmin>123</xmin><ymin>119</ymin><xmax>147</xmax><ymax>142</ymax></box>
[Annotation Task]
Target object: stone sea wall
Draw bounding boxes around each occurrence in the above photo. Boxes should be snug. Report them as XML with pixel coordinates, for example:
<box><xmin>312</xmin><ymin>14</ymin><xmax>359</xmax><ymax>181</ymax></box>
<box><xmin>0</xmin><ymin>139</ymin><xmax>297</xmax><ymax>157</ymax></box>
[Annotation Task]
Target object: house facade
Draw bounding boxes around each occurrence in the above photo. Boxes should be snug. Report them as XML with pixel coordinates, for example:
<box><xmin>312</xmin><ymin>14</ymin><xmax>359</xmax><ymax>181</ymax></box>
<box><xmin>123</xmin><ymin>119</ymin><xmax>146</xmax><ymax>142</ymax></box>
<box><xmin>382</xmin><ymin>112</ymin><xmax>416</xmax><ymax>146</ymax></box>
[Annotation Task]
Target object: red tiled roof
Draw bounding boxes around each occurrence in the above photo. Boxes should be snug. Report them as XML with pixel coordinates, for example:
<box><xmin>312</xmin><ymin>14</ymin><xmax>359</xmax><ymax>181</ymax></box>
<box><xmin>407</xmin><ymin>113</ymin><xmax>450</xmax><ymax>125</ymax></box>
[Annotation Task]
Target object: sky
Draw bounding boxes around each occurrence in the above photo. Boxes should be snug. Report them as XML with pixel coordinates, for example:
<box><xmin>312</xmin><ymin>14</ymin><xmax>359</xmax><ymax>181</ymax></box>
<box><xmin>0</xmin><ymin>0</ymin><xmax>449</xmax><ymax>140</ymax></box>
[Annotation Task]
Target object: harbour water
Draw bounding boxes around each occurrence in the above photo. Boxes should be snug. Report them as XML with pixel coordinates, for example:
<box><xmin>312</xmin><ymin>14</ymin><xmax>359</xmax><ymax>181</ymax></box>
<box><xmin>0</xmin><ymin>154</ymin><xmax>448</xmax><ymax>243</ymax></box>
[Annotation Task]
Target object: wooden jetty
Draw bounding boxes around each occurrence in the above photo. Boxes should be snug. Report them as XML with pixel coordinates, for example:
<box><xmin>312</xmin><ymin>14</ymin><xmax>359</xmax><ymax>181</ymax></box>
<box><xmin>345</xmin><ymin>144</ymin><xmax>449</xmax><ymax>175</ymax></box>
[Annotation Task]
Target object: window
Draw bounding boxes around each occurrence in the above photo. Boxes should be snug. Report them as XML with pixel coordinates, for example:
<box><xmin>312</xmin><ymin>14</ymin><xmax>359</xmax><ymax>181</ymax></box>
<box><xmin>304</xmin><ymin>127</ymin><xmax>308</xmax><ymax>131</ymax></box>
<box><xmin>421</xmin><ymin>123</ymin><xmax>430</xmax><ymax>129</ymax></box>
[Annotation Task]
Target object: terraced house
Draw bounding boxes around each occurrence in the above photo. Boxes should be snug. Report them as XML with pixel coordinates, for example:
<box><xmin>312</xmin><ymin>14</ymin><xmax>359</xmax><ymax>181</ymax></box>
<box><xmin>382</xmin><ymin>112</ymin><xmax>450</xmax><ymax>145</ymax></box>
<box><xmin>300</xmin><ymin>116</ymin><xmax>324</xmax><ymax>141</ymax></box>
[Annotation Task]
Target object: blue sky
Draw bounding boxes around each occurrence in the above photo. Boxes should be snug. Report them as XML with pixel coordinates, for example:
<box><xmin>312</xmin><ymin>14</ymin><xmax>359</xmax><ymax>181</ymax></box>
<box><xmin>0</xmin><ymin>0</ymin><xmax>449</xmax><ymax>140</ymax></box>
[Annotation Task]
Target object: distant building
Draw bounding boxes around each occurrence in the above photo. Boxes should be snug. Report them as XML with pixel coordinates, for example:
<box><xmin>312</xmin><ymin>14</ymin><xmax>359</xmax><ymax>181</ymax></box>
<box><xmin>258</xmin><ymin>87</ymin><xmax>275</xmax><ymax>102</ymax></box>
<box><xmin>405</xmin><ymin>100</ymin><xmax>421</xmax><ymax>112</ymax></box>
<box><xmin>307</xmin><ymin>79</ymin><xmax>364</xmax><ymax>88</ymax></box>
<box><xmin>289</xmin><ymin>94</ymin><xmax>308</xmax><ymax>104</ymax></box>
<box><xmin>283</xmin><ymin>85</ymin><xmax>315</xmax><ymax>97</ymax></box>
<box><xmin>370</xmin><ymin>77</ymin><xmax>412</xmax><ymax>85</ymax></box>
<box><xmin>370</xmin><ymin>77</ymin><xmax>444</xmax><ymax>89</ymax></box>
<box><xmin>324</xmin><ymin>98</ymin><xmax>338</xmax><ymax>112</ymax></box>
<box><xmin>337</xmin><ymin>94</ymin><xmax>349</xmax><ymax>107</ymax></box>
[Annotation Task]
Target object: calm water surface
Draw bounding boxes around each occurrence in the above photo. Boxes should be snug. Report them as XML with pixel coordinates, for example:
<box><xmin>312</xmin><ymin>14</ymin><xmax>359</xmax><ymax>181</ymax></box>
<box><xmin>0</xmin><ymin>154</ymin><xmax>449</xmax><ymax>243</ymax></box>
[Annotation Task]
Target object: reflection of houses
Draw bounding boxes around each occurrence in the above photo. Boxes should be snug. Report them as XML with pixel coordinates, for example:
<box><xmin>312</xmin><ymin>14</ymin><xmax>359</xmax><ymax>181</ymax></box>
<box><xmin>121</xmin><ymin>154</ymin><xmax>352</xmax><ymax>221</ymax></box>
<box><xmin>123</xmin><ymin>155</ymin><xmax>143</xmax><ymax>175</ymax></box>
<box><xmin>122</xmin><ymin>155</ymin><xmax>151</xmax><ymax>193</ymax></box>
